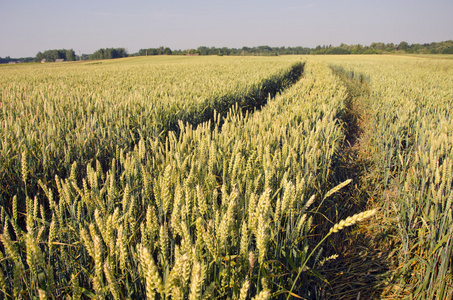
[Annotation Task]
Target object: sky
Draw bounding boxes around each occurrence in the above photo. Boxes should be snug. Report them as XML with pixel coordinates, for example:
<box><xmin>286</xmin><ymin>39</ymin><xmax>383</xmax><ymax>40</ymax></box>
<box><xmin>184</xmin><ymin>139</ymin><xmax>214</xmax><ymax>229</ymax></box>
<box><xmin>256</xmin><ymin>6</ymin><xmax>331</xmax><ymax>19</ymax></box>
<box><xmin>1</xmin><ymin>0</ymin><xmax>452</xmax><ymax>58</ymax></box>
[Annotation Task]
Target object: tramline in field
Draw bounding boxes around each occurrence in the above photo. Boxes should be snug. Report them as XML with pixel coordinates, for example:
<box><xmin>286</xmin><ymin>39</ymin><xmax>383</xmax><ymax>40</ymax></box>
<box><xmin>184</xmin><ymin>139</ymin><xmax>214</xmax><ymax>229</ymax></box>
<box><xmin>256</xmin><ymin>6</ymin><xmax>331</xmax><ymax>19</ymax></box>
<box><xmin>319</xmin><ymin>55</ymin><xmax>453</xmax><ymax>299</ymax></box>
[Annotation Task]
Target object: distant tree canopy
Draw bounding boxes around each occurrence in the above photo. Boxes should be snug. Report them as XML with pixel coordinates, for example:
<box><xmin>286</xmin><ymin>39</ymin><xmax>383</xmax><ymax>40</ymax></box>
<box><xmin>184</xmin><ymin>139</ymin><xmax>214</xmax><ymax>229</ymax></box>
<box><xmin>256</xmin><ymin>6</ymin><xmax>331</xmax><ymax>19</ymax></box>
<box><xmin>138</xmin><ymin>45</ymin><xmax>312</xmax><ymax>56</ymax></box>
<box><xmin>325</xmin><ymin>47</ymin><xmax>351</xmax><ymax>55</ymax></box>
<box><xmin>310</xmin><ymin>40</ymin><xmax>453</xmax><ymax>55</ymax></box>
<box><xmin>5</xmin><ymin>40</ymin><xmax>452</xmax><ymax>65</ymax></box>
<box><xmin>90</xmin><ymin>48</ymin><xmax>128</xmax><ymax>60</ymax></box>
<box><xmin>0</xmin><ymin>56</ymin><xmax>34</xmax><ymax>64</ymax></box>
<box><xmin>136</xmin><ymin>41</ymin><xmax>453</xmax><ymax>57</ymax></box>
<box><xmin>442</xmin><ymin>46</ymin><xmax>453</xmax><ymax>54</ymax></box>
<box><xmin>139</xmin><ymin>47</ymin><xmax>172</xmax><ymax>56</ymax></box>
<box><xmin>34</xmin><ymin>49</ymin><xmax>76</xmax><ymax>62</ymax></box>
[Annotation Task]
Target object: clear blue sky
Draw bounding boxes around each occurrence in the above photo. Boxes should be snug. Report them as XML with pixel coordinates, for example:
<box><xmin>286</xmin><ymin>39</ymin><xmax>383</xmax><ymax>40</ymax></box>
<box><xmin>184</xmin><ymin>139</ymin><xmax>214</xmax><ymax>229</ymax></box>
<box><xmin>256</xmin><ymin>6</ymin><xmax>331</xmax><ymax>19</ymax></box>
<box><xmin>1</xmin><ymin>0</ymin><xmax>452</xmax><ymax>57</ymax></box>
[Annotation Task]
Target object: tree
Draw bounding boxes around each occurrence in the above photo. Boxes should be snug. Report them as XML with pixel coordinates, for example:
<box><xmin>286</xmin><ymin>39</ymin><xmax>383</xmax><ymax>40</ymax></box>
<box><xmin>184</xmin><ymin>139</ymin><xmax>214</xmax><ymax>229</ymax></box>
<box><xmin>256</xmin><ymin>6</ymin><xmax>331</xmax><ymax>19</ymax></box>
<box><xmin>66</xmin><ymin>49</ymin><xmax>76</xmax><ymax>61</ymax></box>
<box><xmin>34</xmin><ymin>52</ymin><xmax>43</xmax><ymax>62</ymax></box>
<box><xmin>442</xmin><ymin>47</ymin><xmax>453</xmax><ymax>54</ymax></box>
<box><xmin>385</xmin><ymin>43</ymin><xmax>396</xmax><ymax>52</ymax></box>
<box><xmin>33</xmin><ymin>49</ymin><xmax>69</xmax><ymax>62</ymax></box>
<box><xmin>398</xmin><ymin>41</ymin><xmax>409</xmax><ymax>51</ymax></box>
<box><xmin>222</xmin><ymin>47</ymin><xmax>230</xmax><ymax>55</ymax></box>
<box><xmin>197</xmin><ymin>47</ymin><xmax>209</xmax><ymax>55</ymax></box>
<box><xmin>363</xmin><ymin>48</ymin><xmax>379</xmax><ymax>54</ymax></box>
<box><xmin>90</xmin><ymin>48</ymin><xmax>127</xmax><ymax>60</ymax></box>
<box><xmin>326</xmin><ymin>47</ymin><xmax>350</xmax><ymax>54</ymax></box>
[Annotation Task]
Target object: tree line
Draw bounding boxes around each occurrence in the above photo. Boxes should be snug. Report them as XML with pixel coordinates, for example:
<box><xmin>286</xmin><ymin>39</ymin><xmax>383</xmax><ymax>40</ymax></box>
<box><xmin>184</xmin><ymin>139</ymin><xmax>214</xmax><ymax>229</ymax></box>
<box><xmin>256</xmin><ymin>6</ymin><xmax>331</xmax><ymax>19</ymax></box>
<box><xmin>311</xmin><ymin>41</ymin><xmax>453</xmax><ymax>55</ymax></box>
<box><xmin>0</xmin><ymin>56</ymin><xmax>34</xmax><ymax>64</ymax></box>
<box><xmin>31</xmin><ymin>48</ymin><xmax>127</xmax><ymax>63</ymax></box>
<box><xmin>138</xmin><ymin>45</ymin><xmax>312</xmax><ymax>56</ymax></box>
<box><xmin>138</xmin><ymin>41</ymin><xmax>453</xmax><ymax>57</ymax></box>
<box><xmin>89</xmin><ymin>48</ymin><xmax>128</xmax><ymax>60</ymax></box>
<box><xmin>2</xmin><ymin>41</ymin><xmax>453</xmax><ymax>64</ymax></box>
<box><xmin>34</xmin><ymin>49</ymin><xmax>76</xmax><ymax>62</ymax></box>
<box><xmin>137</xmin><ymin>41</ymin><xmax>453</xmax><ymax>57</ymax></box>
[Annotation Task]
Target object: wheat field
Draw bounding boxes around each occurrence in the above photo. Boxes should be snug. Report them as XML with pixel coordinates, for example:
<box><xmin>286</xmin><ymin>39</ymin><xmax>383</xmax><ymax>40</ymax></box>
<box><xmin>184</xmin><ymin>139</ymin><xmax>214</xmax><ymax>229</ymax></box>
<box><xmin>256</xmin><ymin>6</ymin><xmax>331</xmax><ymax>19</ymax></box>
<box><xmin>1</xmin><ymin>55</ymin><xmax>452</xmax><ymax>299</ymax></box>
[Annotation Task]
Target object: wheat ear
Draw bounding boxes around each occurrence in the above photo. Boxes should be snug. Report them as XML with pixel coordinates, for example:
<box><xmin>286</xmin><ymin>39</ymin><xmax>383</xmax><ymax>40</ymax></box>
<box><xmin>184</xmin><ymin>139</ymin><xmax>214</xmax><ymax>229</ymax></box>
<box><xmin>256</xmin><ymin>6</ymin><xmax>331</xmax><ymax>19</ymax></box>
<box><xmin>329</xmin><ymin>209</ymin><xmax>377</xmax><ymax>234</ymax></box>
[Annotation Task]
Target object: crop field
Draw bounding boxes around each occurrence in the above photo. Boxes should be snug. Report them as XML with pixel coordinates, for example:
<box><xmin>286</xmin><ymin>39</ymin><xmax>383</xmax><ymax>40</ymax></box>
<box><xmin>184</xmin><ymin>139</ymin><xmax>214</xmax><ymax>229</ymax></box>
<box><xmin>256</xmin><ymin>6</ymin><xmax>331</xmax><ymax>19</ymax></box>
<box><xmin>0</xmin><ymin>55</ymin><xmax>452</xmax><ymax>299</ymax></box>
<box><xmin>0</xmin><ymin>56</ymin><xmax>303</xmax><ymax>203</ymax></box>
<box><xmin>318</xmin><ymin>55</ymin><xmax>453</xmax><ymax>299</ymax></box>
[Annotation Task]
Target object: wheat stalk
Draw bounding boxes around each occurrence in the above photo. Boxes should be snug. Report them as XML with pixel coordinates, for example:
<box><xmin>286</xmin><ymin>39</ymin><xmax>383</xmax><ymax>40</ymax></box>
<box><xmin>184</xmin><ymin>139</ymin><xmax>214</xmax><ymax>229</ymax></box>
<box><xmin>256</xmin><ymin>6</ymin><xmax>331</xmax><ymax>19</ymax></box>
<box><xmin>71</xmin><ymin>274</ymin><xmax>82</xmax><ymax>300</ymax></box>
<box><xmin>239</xmin><ymin>279</ymin><xmax>250</xmax><ymax>300</ymax></box>
<box><xmin>104</xmin><ymin>262</ymin><xmax>120</xmax><ymax>300</ymax></box>
<box><xmin>21</xmin><ymin>150</ymin><xmax>28</xmax><ymax>186</ymax></box>
<box><xmin>38</xmin><ymin>288</ymin><xmax>47</xmax><ymax>300</ymax></box>
<box><xmin>324</xmin><ymin>179</ymin><xmax>352</xmax><ymax>200</ymax></box>
<box><xmin>0</xmin><ymin>267</ymin><xmax>7</xmax><ymax>296</ymax></box>
<box><xmin>139</xmin><ymin>244</ymin><xmax>164</xmax><ymax>298</ymax></box>
<box><xmin>189</xmin><ymin>260</ymin><xmax>203</xmax><ymax>300</ymax></box>
<box><xmin>253</xmin><ymin>289</ymin><xmax>270</xmax><ymax>300</ymax></box>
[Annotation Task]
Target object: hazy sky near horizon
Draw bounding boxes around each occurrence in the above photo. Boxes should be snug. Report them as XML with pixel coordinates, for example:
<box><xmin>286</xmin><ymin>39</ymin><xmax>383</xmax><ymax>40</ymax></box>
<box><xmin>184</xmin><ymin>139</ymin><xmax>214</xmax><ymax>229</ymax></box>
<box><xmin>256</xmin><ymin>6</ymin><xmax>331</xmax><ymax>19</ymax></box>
<box><xmin>1</xmin><ymin>0</ymin><xmax>452</xmax><ymax>57</ymax></box>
